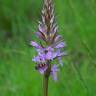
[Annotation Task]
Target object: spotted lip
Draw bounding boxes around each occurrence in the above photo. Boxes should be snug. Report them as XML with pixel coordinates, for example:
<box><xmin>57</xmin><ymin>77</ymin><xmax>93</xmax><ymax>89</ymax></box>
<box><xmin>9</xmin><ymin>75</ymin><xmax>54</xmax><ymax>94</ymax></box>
<box><xmin>35</xmin><ymin>63</ymin><xmax>47</xmax><ymax>70</ymax></box>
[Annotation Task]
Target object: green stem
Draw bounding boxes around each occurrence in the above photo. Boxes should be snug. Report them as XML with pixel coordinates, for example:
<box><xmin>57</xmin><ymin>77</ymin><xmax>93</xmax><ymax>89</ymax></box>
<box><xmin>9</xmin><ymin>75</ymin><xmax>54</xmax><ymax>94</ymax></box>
<box><xmin>43</xmin><ymin>75</ymin><xmax>49</xmax><ymax>96</ymax></box>
<box><xmin>43</xmin><ymin>61</ymin><xmax>51</xmax><ymax>96</ymax></box>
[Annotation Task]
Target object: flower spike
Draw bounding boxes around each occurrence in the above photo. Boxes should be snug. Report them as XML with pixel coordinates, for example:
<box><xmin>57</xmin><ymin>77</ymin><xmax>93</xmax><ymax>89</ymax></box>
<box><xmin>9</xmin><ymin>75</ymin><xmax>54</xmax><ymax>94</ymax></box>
<box><xmin>31</xmin><ymin>0</ymin><xmax>66</xmax><ymax>81</ymax></box>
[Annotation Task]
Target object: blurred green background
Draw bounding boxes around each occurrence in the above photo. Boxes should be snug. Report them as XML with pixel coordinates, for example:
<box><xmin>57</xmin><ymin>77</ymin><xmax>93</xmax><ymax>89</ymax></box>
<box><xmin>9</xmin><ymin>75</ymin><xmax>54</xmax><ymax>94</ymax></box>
<box><xmin>0</xmin><ymin>0</ymin><xmax>96</xmax><ymax>96</ymax></box>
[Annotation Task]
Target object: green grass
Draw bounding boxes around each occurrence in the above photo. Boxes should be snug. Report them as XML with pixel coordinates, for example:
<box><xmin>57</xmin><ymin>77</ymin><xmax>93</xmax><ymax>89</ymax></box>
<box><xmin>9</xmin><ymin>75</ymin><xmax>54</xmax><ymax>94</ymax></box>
<box><xmin>0</xmin><ymin>0</ymin><xmax>96</xmax><ymax>96</ymax></box>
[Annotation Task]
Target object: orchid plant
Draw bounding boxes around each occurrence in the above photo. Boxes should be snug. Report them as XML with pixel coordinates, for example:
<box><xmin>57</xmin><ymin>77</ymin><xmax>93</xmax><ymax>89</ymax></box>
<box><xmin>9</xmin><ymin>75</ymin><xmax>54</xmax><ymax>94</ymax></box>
<box><xmin>30</xmin><ymin>0</ymin><xmax>66</xmax><ymax>96</ymax></box>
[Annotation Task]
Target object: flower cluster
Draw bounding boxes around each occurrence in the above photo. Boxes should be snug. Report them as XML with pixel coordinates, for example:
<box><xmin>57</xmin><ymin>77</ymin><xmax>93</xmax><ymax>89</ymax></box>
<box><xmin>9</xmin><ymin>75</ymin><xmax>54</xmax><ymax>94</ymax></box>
<box><xmin>30</xmin><ymin>0</ymin><xmax>66</xmax><ymax>81</ymax></box>
<box><xmin>31</xmin><ymin>41</ymin><xmax>66</xmax><ymax>80</ymax></box>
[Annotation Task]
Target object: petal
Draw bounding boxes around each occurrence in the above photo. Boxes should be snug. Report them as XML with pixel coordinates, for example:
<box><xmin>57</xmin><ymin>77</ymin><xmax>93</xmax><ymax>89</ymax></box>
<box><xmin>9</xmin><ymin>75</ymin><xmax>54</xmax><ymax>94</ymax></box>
<box><xmin>51</xmin><ymin>49</ymin><xmax>61</xmax><ymax>59</ymax></box>
<box><xmin>45</xmin><ymin>47</ymin><xmax>54</xmax><ymax>60</ymax></box>
<box><xmin>38</xmin><ymin>66</ymin><xmax>48</xmax><ymax>74</ymax></box>
<box><xmin>51</xmin><ymin>71</ymin><xmax>57</xmax><ymax>81</ymax></box>
<box><xmin>58</xmin><ymin>57</ymin><xmax>63</xmax><ymax>67</ymax></box>
<box><xmin>51</xmin><ymin>64</ymin><xmax>58</xmax><ymax>71</ymax></box>
<box><xmin>30</xmin><ymin>41</ymin><xmax>42</xmax><ymax>49</ymax></box>
<box><xmin>32</xmin><ymin>56</ymin><xmax>40</xmax><ymax>62</ymax></box>
<box><xmin>39</xmin><ymin>54</ymin><xmax>46</xmax><ymax>62</ymax></box>
<box><xmin>46</xmin><ymin>46</ymin><xmax>54</xmax><ymax>52</ymax></box>
<box><xmin>55</xmin><ymin>42</ymin><xmax>65</xmax><ymax>48</ymax></box>
<box><xmin>39</xmin><ymin>68</ymin><xmax>45</xmax><ymax>74</ymax></box>
<box><xmin>32</xmin><ymin>54</ymin><xmax>46</xmax><ymax>63</ymax></box>
<box><xmin>51</xmin><ymin>65</ymin><xmax>58</xmax><ymax>81</ymax></box>
<box><xmin>38</xmin><ymin>24</ymin><xmax>47</xmax><ymax>33</ymax></box>
<box><xmin>46</xmin><ymin>51</ymin><xmax>53</xmax><ymax>60</ymax></box>
<box><xmin>35</xmin><ymin>32</ymin><xmax>43</xmax><ymax>39</ymax></box>
<box><xmin>36</xmin><ymin>64</ymin><xmax>48</xmax><ymax>74</ymax></box>
<box><xmin>55</xmin><ymin>35</ymin><xmax>62</xmax><ymax>42</ymax></box>
<box><xmin>52</xmin><ymin>52</ymin><xmax>57</xmax><ymax>59</ymax></box>
<box><xmin>57</xmin><ymin>52</ymin><xmax>67</xmax><ymax>57</ymax></box>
